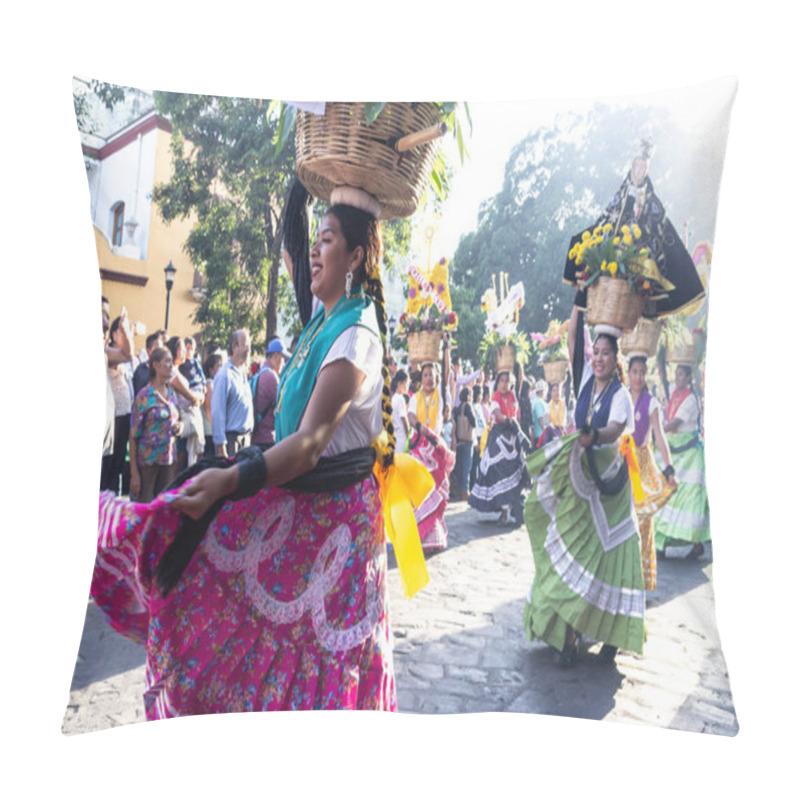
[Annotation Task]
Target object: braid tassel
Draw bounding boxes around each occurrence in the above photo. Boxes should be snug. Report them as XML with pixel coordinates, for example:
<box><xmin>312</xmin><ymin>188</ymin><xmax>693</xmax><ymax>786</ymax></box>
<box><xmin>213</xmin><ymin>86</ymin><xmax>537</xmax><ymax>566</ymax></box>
<box><xmin>365</xmin><ymin>275</ymin><xmax>396</xmax><ymax>470</ymax></box>
<box><xmin>364</xmin><ymin>272</ymin><xmax>433</xmax><ymax>598</ymax></box>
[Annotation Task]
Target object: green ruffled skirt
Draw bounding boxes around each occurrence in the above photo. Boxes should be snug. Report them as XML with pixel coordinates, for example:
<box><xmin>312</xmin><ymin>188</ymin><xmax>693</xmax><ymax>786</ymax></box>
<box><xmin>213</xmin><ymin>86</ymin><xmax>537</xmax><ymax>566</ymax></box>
<box><xmin>523</xmin><ymin>433</ymin><xmax>645</xmax><ymax>654</ymax></box>
<box><xmin>653</xmin><ymin>431</ymin><xmax>711</xmax><ymax>549</ymax></box>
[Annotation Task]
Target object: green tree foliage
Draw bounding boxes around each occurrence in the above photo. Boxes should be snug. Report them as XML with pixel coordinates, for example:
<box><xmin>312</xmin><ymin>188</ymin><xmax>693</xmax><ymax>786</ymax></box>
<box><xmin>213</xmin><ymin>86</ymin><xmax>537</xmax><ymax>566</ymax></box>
<box><xmin>449</xmin><ymin>102</ymin><xmax>719</xmax><ymax>375</ymax></box>
<box><xmin>73</xmin><ymin>78</ymin><xmax>127</xmax><ymax>134</ymax></box>
<box><xmin>151</xmin><ymin>92</ymin><xmax>295</xmax><ymax>351</ymax></box>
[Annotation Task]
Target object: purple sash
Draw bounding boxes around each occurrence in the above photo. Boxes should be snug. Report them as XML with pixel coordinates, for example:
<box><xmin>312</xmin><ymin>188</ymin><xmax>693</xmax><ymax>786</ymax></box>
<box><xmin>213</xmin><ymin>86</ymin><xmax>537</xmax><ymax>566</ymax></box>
<box><xmin>633</xmin><ymin>390</ymin><xmax>652</xmax><ymax>447</ymax></box>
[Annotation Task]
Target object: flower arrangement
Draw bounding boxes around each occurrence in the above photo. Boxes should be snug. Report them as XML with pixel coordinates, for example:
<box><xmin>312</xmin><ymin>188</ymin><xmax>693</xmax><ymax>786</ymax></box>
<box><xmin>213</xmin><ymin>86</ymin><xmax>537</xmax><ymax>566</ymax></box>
<box><xmin>531</xmin><ymin>319</ymin><xmax>569</xmax><ymax>364</ymax></box>
<box><xmin>569</xmin><ymin>223</ymin><xmax>674</xmax><ymax>297</ymax></box>
<box><xmin>476</xmin><ymin>272</ymin><xmax>531</xmax><ymax>372</ymax></box>
<box><xmin>400</xmin><ymin>255</ymin><xmax>458</xmax><ymax>337</ymax></box>
<box><xmin>398</xmin><ymin>305</ymin><xmax>458</xmax><ymax>336</ymax></box>
<box><xmin>659</xmin><ymin>314</ymin><xmax>698</xmax><ymax>364</ymax></box>
<box><xmin>478</xmin><ymin>330</ymin><xmax>531</xmax><ymax>373</ymax></box>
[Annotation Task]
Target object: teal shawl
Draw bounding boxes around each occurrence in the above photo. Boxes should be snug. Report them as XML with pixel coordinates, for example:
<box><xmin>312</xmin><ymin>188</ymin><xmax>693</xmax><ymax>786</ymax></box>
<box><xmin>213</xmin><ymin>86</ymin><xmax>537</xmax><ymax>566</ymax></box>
<box><xmin>275</xmin><ymin>290</ymin><xmax>381</xmax><ymax>442</ymax></box>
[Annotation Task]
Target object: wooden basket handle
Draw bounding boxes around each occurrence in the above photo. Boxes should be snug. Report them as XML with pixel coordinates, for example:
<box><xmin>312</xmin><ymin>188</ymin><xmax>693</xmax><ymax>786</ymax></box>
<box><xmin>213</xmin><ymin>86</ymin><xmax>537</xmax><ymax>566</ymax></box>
<box><xmin>394</xmin><ymin>122</ymin><xmax>448</xmax><ymax>152</ymax></box>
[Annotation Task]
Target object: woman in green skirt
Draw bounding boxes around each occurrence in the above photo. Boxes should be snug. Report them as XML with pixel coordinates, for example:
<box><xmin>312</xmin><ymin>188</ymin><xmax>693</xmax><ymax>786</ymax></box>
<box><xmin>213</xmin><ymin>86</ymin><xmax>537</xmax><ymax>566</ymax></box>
<box><xmin>523</xmin><ymin>299</ymin><xmax>645</xmax><ymax>666</ymax></box>
<box><xmin>652</xmin><ymin>364</ymin><xmax>709</xmax><ymax>559</ymax></box>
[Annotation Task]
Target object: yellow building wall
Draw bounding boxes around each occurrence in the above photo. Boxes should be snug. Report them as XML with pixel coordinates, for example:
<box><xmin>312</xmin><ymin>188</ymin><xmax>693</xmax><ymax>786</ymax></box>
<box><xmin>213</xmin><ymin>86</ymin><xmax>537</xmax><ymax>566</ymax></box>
<box><xmin>98</xmin><ymin>126</ymin><xmax>202</xmax><ymax>354</ymax></box>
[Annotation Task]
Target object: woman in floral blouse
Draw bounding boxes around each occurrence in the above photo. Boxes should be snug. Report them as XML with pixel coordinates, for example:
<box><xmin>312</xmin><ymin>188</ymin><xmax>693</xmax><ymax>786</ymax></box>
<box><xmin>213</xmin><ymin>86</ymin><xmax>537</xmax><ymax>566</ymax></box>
<box><xmin>129</xmin><ymin>347</ymin><xmax>182</xmax><ymax>503</ymax></box>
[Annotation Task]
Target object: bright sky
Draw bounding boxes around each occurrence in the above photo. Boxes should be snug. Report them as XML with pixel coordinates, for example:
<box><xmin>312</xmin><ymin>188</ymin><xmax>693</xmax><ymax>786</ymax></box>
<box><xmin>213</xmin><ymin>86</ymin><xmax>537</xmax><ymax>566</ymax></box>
<box><xmin>411</xmin><ymin>100</ymin><xmax>559</xmax><ymax>261</ymax></box>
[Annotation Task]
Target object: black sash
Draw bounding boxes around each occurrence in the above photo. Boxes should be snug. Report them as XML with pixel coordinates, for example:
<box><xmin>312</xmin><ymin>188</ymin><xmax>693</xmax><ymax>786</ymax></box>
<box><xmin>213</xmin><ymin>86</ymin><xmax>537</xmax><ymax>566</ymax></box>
<box><xmin>156</xmin><ymin>446</ymin><xmax>377</xmax><ymax>596</ymax></box>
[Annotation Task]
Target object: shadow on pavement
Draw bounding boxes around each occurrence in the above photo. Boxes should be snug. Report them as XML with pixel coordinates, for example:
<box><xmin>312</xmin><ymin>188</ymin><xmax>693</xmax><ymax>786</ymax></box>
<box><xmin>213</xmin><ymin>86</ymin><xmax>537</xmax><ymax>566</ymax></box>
<box><xmin>645</xmin><ymin>548</ymin><xmax>714</xmax><ymax>609</ymax></box>
<box><xmin>519</xmin><ymin>641</ymin><xmax>626</xmax><ymax>721</ymax></box>
<box><xmin>68</xmin><ymin>601</ymin><xmax>145</xmax><ymax>691</ymax></box>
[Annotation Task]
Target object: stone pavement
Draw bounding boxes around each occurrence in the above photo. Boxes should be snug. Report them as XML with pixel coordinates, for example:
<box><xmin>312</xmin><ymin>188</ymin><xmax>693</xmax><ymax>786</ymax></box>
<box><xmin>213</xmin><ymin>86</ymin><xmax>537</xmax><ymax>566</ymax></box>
<box><xmin>62</xmin><ymin>498</ymin><xmax>737</xmax><ymax>736</ymax></box>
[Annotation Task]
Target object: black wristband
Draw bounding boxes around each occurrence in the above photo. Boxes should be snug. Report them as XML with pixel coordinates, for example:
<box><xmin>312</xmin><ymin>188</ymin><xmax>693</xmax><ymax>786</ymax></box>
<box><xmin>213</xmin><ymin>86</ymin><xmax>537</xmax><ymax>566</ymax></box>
<box><xmin>579</xmin><ymin>424</ymin><xmax>598</xmax><ymax>446</ymax></box>
<box><xmin>662</xmin><ymin>464</ymin><xmax>675</xmax><ymax>480</ymax></box>
<box><xmin>230</xmin><ymin>446</ymin><xmax>268</xmax><ymax>500</ymax></box>
<box><xmin>574</xmin><ymin>288</ymin><xmax>587</xmax><ymax>308</ymax></box>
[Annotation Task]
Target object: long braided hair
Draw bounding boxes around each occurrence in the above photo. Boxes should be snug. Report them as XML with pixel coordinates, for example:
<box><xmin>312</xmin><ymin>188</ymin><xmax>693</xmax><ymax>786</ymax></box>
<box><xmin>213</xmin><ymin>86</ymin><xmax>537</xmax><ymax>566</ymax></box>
<box><xmin>320</xmin><ymin>203</ymin><xmax>396</xmax><ymax>470</ymax></box>
<box><xmin>282</xmin><ymin>180</ymin><xmax>315</xmax><ymax>326</ymax></box>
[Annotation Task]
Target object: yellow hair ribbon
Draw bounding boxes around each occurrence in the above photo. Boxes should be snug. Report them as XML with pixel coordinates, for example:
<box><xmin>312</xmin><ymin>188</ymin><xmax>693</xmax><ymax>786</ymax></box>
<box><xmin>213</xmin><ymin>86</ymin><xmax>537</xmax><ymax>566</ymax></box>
<box><xmin>373</xmin><ymin>453</ymin><xmax>434</xmax><ymax>598</ymax></box>
<box><xmin>619</xmin><ymin>435</ymin><xmax>645</xmax><ymax>503</ymax></box>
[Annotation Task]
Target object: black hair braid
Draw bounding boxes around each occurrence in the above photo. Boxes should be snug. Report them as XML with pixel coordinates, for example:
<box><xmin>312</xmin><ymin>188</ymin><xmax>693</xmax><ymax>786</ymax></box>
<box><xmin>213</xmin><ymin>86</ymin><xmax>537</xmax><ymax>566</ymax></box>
<box><xmin>365</xmin><ymin>275</ymin><xmax>396</xmax><ymax>469</ymax></box>
<box><xmin>282</xmin><ymin>179</ymin><xmax>315</xmax><ymax>326</ymax></box>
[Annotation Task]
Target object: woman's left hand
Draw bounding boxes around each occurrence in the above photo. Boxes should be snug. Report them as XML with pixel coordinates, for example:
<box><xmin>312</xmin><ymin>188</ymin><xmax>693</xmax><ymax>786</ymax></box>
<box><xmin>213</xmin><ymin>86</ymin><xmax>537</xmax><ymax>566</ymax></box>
<box><xmin>172</xmin><ymin>467</ymin><xmax>236</xmax><ymax>520</ymax></box>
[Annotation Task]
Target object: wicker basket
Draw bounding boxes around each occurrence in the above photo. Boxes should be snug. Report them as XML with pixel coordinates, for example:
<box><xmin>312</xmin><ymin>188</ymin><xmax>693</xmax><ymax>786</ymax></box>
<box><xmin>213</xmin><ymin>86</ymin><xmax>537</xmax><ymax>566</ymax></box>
<box><xmin>543</xmin><ymin>360</ymin><xmax>569</xmax><ymax>384</ymax></box>
<box><xmin>586</xmin><ymin>276</ymin><xmax>646</xmax><ymax>333</ymax></box>
<box><xmin>620</xmin><ymin>317</ymin><xmax>662</xmax><ymax>357</ymax></box>
<box><xmin>494</xmin><ymin>344</ymin><xmax>516</xmax><ymax>373</ymax></box>
<box><xmin>407</xmin><ymin>331</ymin><xmax>442</xmax><ymax>365</ymax></box>
<box><xmin>666</xmin><ymin>340</ymin><xmax>697</xmax><ymax>364</ymax></box>
<box><xmin>295</xmin><ymin>103</ymin><xmax>443</xmax><ymax>219</ymax></box>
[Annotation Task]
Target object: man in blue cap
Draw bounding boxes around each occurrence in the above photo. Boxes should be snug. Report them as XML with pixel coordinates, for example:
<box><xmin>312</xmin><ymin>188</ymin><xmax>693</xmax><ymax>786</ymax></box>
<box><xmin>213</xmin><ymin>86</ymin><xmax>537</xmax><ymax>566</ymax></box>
<box><xmin>251</xmin><ymin>337</ymin><xmax>292</xmax><ymax>448</ymax></box>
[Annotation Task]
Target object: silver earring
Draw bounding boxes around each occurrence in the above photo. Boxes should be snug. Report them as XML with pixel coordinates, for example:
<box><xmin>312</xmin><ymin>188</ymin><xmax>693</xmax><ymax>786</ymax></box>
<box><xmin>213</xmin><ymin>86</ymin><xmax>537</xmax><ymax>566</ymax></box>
<box><xmin>345</xmin><ymin>270</ymin><xmax>353</xmax><ymax>299</ymax></box>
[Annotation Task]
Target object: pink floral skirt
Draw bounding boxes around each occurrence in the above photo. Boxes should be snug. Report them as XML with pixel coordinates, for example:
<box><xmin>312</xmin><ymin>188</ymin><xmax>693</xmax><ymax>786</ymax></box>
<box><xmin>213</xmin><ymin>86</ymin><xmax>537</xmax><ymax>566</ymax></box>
<box><xmin>408</xmin><ymin>432</ymin><xmax>455</xmax><ymax>549</ymax></box>
<box><xmin>92</xmin><ymin>476</ymin><xmax>396</xmax><ymax>718</ymax></box>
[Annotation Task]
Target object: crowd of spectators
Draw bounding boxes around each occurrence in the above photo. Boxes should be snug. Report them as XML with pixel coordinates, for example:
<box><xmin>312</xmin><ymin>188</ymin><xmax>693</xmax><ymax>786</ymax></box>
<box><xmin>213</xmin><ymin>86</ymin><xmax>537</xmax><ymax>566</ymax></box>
<box><xmin>100</xmin><ymin>297</ymin><xmax>575</xmax><ymax>515</ymax></box>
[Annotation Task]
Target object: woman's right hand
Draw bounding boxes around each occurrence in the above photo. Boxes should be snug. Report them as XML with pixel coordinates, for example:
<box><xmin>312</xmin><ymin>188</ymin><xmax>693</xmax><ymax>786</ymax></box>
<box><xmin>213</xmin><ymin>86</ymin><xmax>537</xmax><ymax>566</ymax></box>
<box><xmin>172</xmin><ymin>467</ymin><xmax>237</xmax><ymax>520</ymax></box>
<box><xmin>129</xmin><ymin>472</ymin><xmax>140</xmax><ymax>500</ymax></box>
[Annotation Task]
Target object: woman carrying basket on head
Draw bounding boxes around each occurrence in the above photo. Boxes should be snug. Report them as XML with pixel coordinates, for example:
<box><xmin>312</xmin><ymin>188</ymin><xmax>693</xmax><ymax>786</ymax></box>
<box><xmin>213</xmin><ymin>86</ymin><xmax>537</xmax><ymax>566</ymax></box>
<box><xmin>653</xmin><ymin>363</ymin><xmax>709</xmax><ymax>559</ymax></box>
<box><xmin>407</xmin><ymin>361</ymin><xmax>456</xmax><ymax>550</ymax></box>
<box><xmin>91</xmin><ymin>182</ymin><xmax>431</xmax><ymax>717</ymax></box>
<box><xmin>523</xmin><ymin>298</ymin><xmax>645</xmax><ymax>666</ymax></box>
<box><xmin>627</xmin><ymin>355</ymin><xmax>678</xmax><ymax>589</ymax></box>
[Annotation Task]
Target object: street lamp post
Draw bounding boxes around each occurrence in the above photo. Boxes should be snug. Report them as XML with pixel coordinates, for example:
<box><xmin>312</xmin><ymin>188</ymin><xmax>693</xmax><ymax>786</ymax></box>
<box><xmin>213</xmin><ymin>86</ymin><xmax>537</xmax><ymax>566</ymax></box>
<box><xmin>164</xmin><ymin>261</ymin><xmax>177</xmax><ymax>330</ymax></box>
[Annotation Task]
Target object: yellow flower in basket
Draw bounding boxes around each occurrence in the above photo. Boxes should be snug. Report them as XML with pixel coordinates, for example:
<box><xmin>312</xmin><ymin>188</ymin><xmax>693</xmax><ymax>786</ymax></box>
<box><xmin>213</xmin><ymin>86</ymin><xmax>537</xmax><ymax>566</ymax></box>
<box><xmin>608</xmin><ymin>261</ymin><xmax>618</xmax><ymax>276</ymax></box>
<box><xmin>603</xmin><ymin>223</ymin><xmax>613</xmax><ymax>233</ymax></box>
<box><xmin>600</xmin><ymin>261</ymin><xmax>608</xmax><ymax>271</ymax></box>
<box><xmin>582</xmin><ymin>231</ymin><xmax>591</xmax><ymax>242</ymax></box>
<box><xmin>632</xmin><ymin>224</ymin><xmax>642</xmax><ymax>239</ymax></box>
<box><xmin>593</xmin><ymin>226</ymin><xmax>603</xmax><ymax>236</ymax></box>
<box><xmin>623</xmin><ymin>232</ymin><xmax>633</xmax><ymax>246</ymax></box>
<box><xmin>613</xmin><ymin>236</ymin><xmax>620</xmax><ymax>245</ymax></box>
<box><xmin>621</xmin><ymin>225</ymin><xmax>630</xmax><ymax>235</ymax></box>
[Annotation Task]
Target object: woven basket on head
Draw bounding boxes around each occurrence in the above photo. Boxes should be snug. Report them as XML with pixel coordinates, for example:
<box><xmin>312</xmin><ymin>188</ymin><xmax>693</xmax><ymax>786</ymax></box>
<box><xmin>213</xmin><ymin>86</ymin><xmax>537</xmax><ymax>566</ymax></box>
<box><xmin>494</xmin><ymin>344</ymin><xmax>516</xmax><ymax>373</ymax></box>
<box><xmin>543</xmin><ymin>360</ymin><xmax>569</xmax><ymax>384</ymax></box>
<box><xmin>620</xmin><ymin>317</ymin><xmax>662</xmax><ymax>357</ymax></box>
<box><xmin>586</xmin><ymin>276</ymin><xmax>646</xmax><ymax>333</ymax></box>
<box><xmin>295</xmin><ymin>103</ymin><xmax>444</xmax><ymax>219</ymax></box>
<box><xmin>408</xmin><ymin>331</ymin><xmax>442</xmax><ymax>366</ymax></box>
<box><xmin>666</xmin><ymin>340</ymin><xmax>697</xmax><ymax>364</ymax></box>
